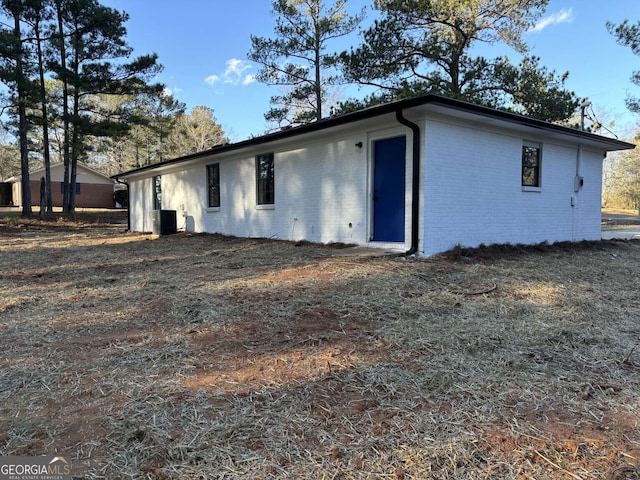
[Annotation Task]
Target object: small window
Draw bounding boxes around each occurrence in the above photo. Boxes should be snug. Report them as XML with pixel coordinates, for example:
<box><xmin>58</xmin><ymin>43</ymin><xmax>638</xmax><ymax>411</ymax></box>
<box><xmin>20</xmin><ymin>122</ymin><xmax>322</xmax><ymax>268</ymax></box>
<box><xmin>207</xmin><ymin>163</ymin><xmax>220</xmax><ymax>208</ymax></box>
<box><xmin>256</xmin><ymin>153</ymin><xmax>274</xmax><ymax>205</ymax></box>
<box><xmin>522</xmin><ymin>143</ymin><xmax>541</xmax><ymax>188</ymax></box>
<box><xmin>153</xmin><ymin>175</ymin><xmax>162</xmax><ymax>210</ymax></box>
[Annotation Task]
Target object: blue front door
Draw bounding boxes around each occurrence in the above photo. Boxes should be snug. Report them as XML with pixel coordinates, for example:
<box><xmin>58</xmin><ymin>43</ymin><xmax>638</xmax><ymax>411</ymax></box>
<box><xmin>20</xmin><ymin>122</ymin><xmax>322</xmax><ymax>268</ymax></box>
<box><xmin>373</xmin><ymin>136</ymin><xmax>406</xmax><ymax>242</ymax></box>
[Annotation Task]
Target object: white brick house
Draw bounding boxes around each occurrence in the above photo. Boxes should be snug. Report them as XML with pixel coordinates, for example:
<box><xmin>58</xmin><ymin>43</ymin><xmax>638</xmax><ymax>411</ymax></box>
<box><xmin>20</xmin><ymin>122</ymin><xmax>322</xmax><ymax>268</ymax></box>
<box><xmin>113</xmin><ymin>95</ymin><xmax>634</xmax><ymax>257</ymax></box>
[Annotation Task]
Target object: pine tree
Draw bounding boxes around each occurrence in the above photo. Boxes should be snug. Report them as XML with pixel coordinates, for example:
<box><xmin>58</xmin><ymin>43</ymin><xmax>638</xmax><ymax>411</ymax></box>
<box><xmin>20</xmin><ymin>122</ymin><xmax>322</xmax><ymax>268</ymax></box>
<box><xmin>49</xmin><ymin>0</ymin><xmax>162</xmax><ymax>212</ymax></box>
<box><xmin>608</xmin><ymin>19</ymin><xmax>640</xmax><ymax>113</ymax></box>
<box><xmin>164</xmin><ymin>106</ymin><xmax>227</xmax><ymax>159</ymax></box>
<box><xmin>249</xmin><ymin>0</ymin><xmax>363</xmax><ymax>127</ymax></box>
<box><xmin>0</xmin><ymin>0</ymin><xmax>36</xmax><ymax>216</ymax></box>
<box><xmin>341</xmin><ymin>0</ymin><xmax>578</xmax><ymax>122</ymax></box>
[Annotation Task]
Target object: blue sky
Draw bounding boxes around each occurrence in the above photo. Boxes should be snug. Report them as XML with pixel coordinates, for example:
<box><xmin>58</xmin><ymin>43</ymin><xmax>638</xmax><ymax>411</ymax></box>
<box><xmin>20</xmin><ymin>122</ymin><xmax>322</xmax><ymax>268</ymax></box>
<box><xmin>102</xmin><ymin>0</ymin><xmax>640</xmax><ymax>142</ymax></box>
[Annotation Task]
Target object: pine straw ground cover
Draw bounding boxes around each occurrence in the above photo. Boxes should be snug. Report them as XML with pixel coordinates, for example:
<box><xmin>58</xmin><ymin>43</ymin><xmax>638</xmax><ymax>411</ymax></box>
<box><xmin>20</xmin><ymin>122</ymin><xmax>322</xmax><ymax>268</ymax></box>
<box><xmin>1</xmin><ymin>213</ymin><xmax>639</xmax><ymax>479</ymax></box>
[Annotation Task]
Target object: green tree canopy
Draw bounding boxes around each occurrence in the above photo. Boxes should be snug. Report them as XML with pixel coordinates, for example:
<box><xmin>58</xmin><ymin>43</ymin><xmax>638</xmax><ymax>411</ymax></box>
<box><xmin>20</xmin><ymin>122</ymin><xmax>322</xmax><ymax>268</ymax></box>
<box><xmin>0</xmin><ymin>0</ymin><xmax>40</xmax><ymax>215</ymax></box>
<box><xmin>164</xmin><ymin>106</ymin><xmax>227</xmax><ymax>158</ymax></box>
<box><xmin>49</xmin><ymin>0</ymin><xmax>163</xmax><ymax>211</ymax></box>
<box><xmin>340</xmin><ymin>0</ymin><xmax>579</xmax><ymax>122</ymax></box>
<box><xmin>608</xmin><ymin>19</ymin><xmax>640</xmax><ymax>113</ymax></box>
<box><xmin>0</xmin><ymin>0</ymin><xmax>163</xmax><ymax>213</ymax></box>
<box><xmin>82</xmin><ymin>90</ymin><xmax>188</xmax><ymax>176</ymax></box>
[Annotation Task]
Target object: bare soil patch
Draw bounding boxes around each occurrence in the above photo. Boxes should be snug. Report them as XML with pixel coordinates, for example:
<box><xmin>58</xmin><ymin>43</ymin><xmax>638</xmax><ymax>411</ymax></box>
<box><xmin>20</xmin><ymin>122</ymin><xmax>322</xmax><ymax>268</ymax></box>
<box><xmin>1</xmin><ymin>214</ymin><xmax>639</xmax><ymax>479</ymax></box>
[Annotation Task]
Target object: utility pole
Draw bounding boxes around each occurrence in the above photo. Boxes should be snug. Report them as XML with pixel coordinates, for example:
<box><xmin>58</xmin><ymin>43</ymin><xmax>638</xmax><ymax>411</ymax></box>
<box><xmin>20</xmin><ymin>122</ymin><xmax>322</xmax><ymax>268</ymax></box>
<box><xmin>580</xmin><ymin>100</ymin><xmax>591</xmax><ymax>131</ymax></box>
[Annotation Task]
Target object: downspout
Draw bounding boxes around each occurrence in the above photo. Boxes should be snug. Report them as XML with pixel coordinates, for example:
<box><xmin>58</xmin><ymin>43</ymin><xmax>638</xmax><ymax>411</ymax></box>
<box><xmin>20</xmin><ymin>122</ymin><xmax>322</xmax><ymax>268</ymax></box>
<box><xmin>395</xmin><ymin>109</ymin><xmax>421</xmax><ymax>256</ymax></box>
<box><xmin>115</xmin><ymin>178</ymin><xmax>130</xmax><ymax>232</ymax></box>
<box><xmin>573</xmin><ymin>144</ymin><xmax>585</xmax><ymax>241</ymax></box>
<box><xmin>574</xmin><ymin>145</ymin><xmax>585</xmax><ymax>203</ymax></box>
<box><xmin>575</xmin><ymin>144</ymin><xmax>584</xmax><ymax>189</ymax></box>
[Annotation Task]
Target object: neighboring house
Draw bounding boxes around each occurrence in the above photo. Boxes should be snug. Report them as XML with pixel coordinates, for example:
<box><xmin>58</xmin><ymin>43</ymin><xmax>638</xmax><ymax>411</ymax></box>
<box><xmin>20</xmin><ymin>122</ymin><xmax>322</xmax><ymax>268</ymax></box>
<box><xmin>113</xmin><ymin>95</ymin><xmax>635</xmax><ymax>257</ymax></box>
<box><xmin>8</xmin><ymin>162</ymin><xmax>116</xmax><ymax>208</ymax></box>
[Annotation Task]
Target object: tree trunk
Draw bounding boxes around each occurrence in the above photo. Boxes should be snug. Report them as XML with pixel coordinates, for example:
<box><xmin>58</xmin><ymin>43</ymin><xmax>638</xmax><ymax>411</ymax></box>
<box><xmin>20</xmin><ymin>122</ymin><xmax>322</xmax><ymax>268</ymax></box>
<box><xmin>35</xmin><ymin>16</ymin><xmax>52</xmax><ymax>213</ymax></box>
<box><xmin>313</xmin><ymin>6</ymin><xmax>322</xmax><ymax>121</ymax></box>
<box><xmin>68</xmin><ymin>43</ymin><xmax>80</xmax><ymax>213</ymax></box>
<box><xmin>18</xmin><ymin>107</ymin><xmax>31</xmax><ymax>216</ymax></box>
<box><xmin>10</xmin><ymin>3</ymin><xmax>32</xmax><ymax>217</ymax></box>
<box><xmin>55</xmin><ymin>0</ymin><xmax>71</xmax><ymax>212</ymax></box>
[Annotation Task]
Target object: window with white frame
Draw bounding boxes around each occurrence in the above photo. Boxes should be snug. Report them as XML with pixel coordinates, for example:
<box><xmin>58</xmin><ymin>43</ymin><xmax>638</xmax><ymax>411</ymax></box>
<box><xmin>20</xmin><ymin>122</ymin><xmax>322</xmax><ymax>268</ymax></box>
<box><xmin>522</xmin><ymin>143</ymin><xmax>542</xmax><ymax>188</ymax></box>
<box><xmin>207</xmin><ymin>163</ymin><xmax>220</xmax><ymax>208</ymax></box>
<box><xmin>256</xmin><ymin>153</ymin><xmax>274</xmax><ymax>205</ymax></box>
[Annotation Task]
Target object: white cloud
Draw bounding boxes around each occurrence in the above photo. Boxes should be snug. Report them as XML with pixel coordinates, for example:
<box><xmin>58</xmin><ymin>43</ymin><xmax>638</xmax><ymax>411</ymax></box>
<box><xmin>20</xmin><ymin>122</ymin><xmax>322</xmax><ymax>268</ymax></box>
<box><xmin>162</xmin><ymin>86</ymin><xmax>183</xmax><ymax>97</ymax></box>
<box><xmin>530</xmin><ymin>8</ymin><xmax>574</xmax><ymax>33</ymax></box>
<box><xmin>223</xmin><ymin>58</ymin><xmax>251</xmax><ymax>84</ymax></box>
<box><xmin>242</xmin><ymin>74</ymin><xmax>256</xmax><ymax>86</ymax></box>
<box><xmin>205</xmin><ymin>75</ymin><xmax>221</xmax><ymax>86</ymax></box>
<box><xmin>205</xmin><ymin>59</ymin><xmax>254</xmax><ymax>88</ymax></box>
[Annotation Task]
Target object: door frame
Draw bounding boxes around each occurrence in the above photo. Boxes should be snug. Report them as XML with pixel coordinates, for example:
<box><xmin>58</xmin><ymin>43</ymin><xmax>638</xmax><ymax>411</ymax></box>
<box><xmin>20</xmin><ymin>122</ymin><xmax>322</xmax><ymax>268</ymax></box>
<box><xmin>367</xmin><ymin>128</ymin><xmax>410</xmax><ymax>245</ymax></box>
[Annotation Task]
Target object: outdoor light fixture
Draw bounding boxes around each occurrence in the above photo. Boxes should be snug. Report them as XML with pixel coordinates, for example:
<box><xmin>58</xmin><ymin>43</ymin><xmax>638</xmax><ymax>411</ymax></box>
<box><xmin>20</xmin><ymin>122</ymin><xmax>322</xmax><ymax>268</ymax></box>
<box><xmin>355</xmin><ymin>141</ymin><xmax>363</xmax><ymax>148</ymax></box>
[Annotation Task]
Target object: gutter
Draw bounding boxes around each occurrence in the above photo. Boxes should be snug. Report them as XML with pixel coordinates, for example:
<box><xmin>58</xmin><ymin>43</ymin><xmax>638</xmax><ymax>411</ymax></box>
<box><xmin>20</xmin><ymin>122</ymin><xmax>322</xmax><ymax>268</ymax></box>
<box><xmin>395</xmin><ymin>109</ymin><xmax>421</xmax><ymax>256</ymax></box>
<box><xmin>112</xmin><ymin>94</ymin><xmax>634</xmax><ymax>182</ymax></box>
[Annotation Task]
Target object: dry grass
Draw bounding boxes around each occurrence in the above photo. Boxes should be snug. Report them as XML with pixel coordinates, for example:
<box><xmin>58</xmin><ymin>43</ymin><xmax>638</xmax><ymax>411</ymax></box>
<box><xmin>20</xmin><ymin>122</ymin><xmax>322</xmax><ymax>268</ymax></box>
<box><xmin>1</xmin><ymin>212</ymin><xmax>640</xmax><ymax>479</ymax></box>
<box><xmin>602</xmin><ymin>207</ymin><xmax>640</xmax><ymax>218</ymax></box>
<box><xmin>601</xmin><ymin>208</ymin><xmax>640</xmax><ymax>231</ymax></box>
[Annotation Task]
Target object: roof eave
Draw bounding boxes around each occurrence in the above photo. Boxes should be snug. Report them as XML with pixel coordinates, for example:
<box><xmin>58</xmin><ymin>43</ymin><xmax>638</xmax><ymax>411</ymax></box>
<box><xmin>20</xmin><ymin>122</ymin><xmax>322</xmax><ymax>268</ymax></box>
<box><xmin>112</xmin><ymin>94</ymin><xmax>635</xmax><ymax>180</ymax></box>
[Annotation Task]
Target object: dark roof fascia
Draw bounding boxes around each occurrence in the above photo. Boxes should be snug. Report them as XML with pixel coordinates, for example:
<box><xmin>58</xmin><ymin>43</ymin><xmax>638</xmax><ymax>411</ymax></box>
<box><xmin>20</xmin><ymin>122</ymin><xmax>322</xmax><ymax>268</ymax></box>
<box><xmin>112</xmin><ymin>94</ymin><xmax>635</xmax><ymax>180</ymax></box>
<box><xmin>427</xmin><ymin>96</ymin><xmax>636</xmax><ymax>150</ymax></box>
<box><xmin>111</xmin><ymin>96</ymin><xmax>429</xmax><ymax>180</ymax></box>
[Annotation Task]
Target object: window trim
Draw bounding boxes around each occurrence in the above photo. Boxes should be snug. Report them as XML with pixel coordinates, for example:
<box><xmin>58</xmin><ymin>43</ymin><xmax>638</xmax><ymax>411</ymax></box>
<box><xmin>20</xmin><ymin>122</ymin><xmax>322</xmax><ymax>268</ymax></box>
<box><xmin>153</xmin><ymin>175</ymin><xmax>162</xmax><ymax>210</ymax></box>
<box><xmin>206</xmin><ymin>163</ymin><xmax>221</xmax><ymax>208</ymax></box>
<box><xmin>256</xmin><ymin>152</ymin><xmax>275</xmax><ymax>206</ymax></box>
<box><xmin>521</xmin><ymin>142</ymin><xmax>542</xmax><ymax>190</ymax></box>
<box><xmin>255</xmin><ymin>204</ymin><xmax>275</xmax><ymax>210</ymax></box>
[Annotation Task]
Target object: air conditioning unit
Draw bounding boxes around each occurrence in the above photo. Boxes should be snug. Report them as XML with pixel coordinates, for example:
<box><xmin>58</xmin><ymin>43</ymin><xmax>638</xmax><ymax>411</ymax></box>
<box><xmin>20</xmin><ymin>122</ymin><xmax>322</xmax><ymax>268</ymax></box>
<box><xmin>152</xmin><ymin>209</ymin><xmax>177</xmax><ymax>235</ymax></box>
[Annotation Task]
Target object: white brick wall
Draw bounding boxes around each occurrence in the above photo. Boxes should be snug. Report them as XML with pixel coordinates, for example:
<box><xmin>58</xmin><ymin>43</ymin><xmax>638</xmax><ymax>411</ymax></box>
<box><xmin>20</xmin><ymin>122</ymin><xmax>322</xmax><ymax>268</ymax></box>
<box><xmin>128</xmin><ymin>125</ymin><xmax>410</xmax><ymax>248</ymax></box>
<box><xmin>421</xmin><ymin>119</ymin><xmax>604</xmax><ymax>256</ymax></box>
<box><xmin>192</xmin><ymin>135</ymin><xmax>372</xmax><ymax>244</ymax></box>
<box><xmin>127</xmin><ymin>112</ymin><xmax>607</xmax><ymax>257</ymax></box>
<box><xmin>129</xmin><ymin>177</ymin><xmax>154</xmax><ymax>232</ymax></box>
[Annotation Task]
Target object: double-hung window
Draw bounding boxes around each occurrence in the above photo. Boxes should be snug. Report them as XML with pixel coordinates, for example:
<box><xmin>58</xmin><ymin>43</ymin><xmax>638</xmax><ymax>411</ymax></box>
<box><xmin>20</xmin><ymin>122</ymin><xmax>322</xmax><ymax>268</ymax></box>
<box><xmin>256</xmin><ymin>153</ymin><xmax>274</xmax><ymax>205</ymax></box>
<box><xmin>522</xmin><ymin>143</ymin><xmax>542</xmax><ymax>188</ymax></box>
<box><xmin>207</xmin><ymin>163</ymin><xmax>220</xmax><ymax>208</ymax></box>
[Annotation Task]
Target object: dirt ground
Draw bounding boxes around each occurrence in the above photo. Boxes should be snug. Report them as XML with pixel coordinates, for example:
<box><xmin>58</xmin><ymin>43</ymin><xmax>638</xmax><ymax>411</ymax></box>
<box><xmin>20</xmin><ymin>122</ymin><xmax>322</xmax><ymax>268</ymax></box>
<box><xmin>1</xmin><ymin>211</ymin><xmax>639</xmax><ymax>479</ymax></box>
